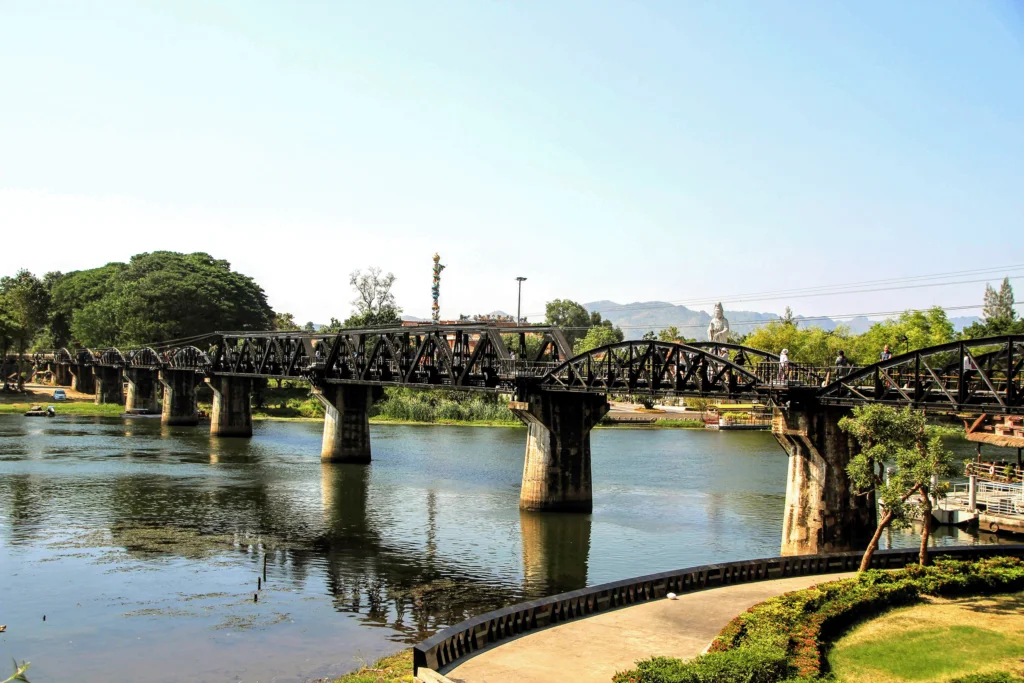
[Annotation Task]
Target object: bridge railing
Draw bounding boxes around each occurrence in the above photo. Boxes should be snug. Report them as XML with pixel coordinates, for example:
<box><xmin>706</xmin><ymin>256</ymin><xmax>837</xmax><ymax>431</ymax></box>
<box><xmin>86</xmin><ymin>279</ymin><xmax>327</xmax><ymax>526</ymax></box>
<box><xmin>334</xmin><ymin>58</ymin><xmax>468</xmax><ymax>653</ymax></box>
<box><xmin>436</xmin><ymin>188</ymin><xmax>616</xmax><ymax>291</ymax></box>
<box><xmin>754</xmin><ymin>362</ymin><xmax>862</xmax><ymax>388</ymax></box>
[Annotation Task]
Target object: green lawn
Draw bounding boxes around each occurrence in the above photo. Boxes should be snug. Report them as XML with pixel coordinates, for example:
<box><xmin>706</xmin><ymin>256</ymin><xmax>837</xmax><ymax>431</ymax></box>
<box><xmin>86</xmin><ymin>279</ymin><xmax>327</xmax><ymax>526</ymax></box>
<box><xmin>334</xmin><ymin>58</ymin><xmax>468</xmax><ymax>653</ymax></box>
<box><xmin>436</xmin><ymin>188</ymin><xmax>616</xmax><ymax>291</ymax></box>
<box><xmin>828</xmin><ymin>593</ymin><xmax>1024</xmax><ymax>683</ymax></box>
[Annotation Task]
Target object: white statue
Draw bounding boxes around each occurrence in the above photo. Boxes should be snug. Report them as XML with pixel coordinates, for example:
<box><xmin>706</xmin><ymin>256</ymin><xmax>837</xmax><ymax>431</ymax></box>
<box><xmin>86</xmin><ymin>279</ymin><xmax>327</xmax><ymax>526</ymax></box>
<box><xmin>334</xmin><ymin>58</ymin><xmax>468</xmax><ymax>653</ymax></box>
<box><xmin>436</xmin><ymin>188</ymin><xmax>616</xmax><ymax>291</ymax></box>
<box><xmin>707</xmin><ymin>302</ymin><xmax>730</xmax><ymax>343</ymax></box>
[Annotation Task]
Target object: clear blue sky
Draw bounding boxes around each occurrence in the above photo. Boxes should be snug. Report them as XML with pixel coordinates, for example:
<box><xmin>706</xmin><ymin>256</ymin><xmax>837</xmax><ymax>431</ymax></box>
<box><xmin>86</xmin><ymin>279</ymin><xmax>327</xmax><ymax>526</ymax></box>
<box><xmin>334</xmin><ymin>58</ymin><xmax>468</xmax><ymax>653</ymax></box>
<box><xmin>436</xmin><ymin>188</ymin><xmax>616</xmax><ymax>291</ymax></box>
<box><xmin>2</xmin><ymin>1</ymin><xmax>1022</xmax><ymax>323</ymax></box>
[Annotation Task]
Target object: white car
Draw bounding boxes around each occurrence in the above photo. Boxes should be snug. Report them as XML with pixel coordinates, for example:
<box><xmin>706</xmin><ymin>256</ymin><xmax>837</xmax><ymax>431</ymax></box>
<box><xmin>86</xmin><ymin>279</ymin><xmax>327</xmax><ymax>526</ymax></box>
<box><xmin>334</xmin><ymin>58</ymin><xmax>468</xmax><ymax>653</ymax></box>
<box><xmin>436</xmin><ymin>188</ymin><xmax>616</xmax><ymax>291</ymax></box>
<box><xmin>53</xmin><ymin>389</ymin><xmax>67</xmax><ymax>401</ymax></box>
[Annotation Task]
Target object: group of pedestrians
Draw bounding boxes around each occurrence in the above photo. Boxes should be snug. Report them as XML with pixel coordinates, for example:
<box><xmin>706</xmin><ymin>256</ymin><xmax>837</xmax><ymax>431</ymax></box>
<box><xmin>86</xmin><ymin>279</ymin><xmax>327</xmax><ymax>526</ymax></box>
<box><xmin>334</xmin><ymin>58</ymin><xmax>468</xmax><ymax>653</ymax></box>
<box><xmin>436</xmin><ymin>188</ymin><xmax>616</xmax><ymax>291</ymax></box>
<box><xmin>775</xmin><ymin>343</ymin><xmax>896</xmax><ymax>383</ymax></box>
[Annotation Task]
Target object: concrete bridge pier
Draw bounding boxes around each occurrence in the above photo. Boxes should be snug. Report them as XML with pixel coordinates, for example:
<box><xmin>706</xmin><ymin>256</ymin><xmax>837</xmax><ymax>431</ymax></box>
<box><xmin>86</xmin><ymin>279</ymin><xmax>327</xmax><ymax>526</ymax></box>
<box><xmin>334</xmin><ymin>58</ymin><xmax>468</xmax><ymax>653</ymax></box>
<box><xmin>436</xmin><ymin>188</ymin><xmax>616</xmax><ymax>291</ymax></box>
<box><xmin>314</xmin><ymin>385</ymin><xmax>380</xmax><ymax>463</ymax></box>
<box><xmin>94</xmin><ymin>366</ymin><xmax>124</xmax><ymax>405</ymax></box>
<box><xmin>773</xmin><ymin>401</ymin><xmax>876</xmax><ymax>555</ymax></box>
<box><xmin>125</xmin><ymin>368</ymin><xmax>160</xmax><ymax>412</ymax></box>
<box><xmin>511</xmin><ymin>389</ymin><xmax>609</xmax><ymax>513</ymax></box>
<box><xmin>159</xmin><ymin>369</ymin><xmax>199</xmax><ymax>426</ymax></box>
<box><xmin>54</xmin><ymin>363</ymin><xmax>72</xmax><ymax>386</ymax></box>
<box><xmin>209</xmin><ymin>375</ymin><xmax>252</xmax><ymax>437</ymax></box>
<box><xmin>70</xmin><ymin>364</ymin><xmax>95</xmax><ymax>394</ymax></box>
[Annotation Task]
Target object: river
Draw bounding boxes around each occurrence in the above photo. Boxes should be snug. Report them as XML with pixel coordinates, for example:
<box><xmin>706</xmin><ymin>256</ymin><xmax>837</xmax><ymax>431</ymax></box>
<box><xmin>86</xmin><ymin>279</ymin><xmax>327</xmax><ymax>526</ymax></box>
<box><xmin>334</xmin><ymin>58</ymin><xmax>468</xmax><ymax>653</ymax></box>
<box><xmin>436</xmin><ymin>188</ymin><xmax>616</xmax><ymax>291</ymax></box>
<box><xmin>0</xmin><ymin>415</ymin><xmax>1000</xmax><ymax>682</ymax></box>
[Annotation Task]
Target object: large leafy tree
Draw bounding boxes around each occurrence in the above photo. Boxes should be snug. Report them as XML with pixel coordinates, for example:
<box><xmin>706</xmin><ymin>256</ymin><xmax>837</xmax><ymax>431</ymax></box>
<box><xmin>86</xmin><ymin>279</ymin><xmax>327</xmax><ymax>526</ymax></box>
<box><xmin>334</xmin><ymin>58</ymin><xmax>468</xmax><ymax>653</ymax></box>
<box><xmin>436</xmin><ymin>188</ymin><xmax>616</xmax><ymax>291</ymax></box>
<box><xmin>0</xmin><ymin>270</ymin><xmax>50</xmax><ymax>352</ymax></box>
<box><xmin>840</xmin><ymin>405</ymin><xmax>957</xmax><ymax>570</ymax></box>
<box><xmin>46</xmin><ymin>262</ymin><xmax>125</xmax><ymax>347</ymax></box>
<box><xmin>344</xmin><ymin>267</ymin><xmax>402</xmax><ymax>328</ymax></box>
<box><xmin>65</xmin><ymin>252</ymin><xmax>272</xmax><ymax>346</ymax></box>
<box><xmin>545</xmin><ymin>299</ymin><xmax>616</xmax><ymax>346</ymax></box>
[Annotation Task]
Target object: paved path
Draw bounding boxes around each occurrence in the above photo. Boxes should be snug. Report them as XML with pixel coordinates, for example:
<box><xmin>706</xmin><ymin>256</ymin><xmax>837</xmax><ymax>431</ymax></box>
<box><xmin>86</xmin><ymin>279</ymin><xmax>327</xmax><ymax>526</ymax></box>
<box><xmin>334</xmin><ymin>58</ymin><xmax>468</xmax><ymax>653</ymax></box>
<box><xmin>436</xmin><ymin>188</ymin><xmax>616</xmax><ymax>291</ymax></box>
<box><xmin>444</xmin><ymin>573</ymin><xmax>855</xmax><ymax>683</ymax></box>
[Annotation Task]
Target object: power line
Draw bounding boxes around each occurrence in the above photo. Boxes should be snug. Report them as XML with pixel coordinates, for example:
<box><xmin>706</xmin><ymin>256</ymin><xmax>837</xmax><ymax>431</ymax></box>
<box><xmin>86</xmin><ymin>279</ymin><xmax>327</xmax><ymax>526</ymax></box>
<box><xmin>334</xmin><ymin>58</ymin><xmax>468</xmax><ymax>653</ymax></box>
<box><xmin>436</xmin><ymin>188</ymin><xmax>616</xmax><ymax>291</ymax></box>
<box><xmin>523</xmin><ymin>264</ymin><xmax>1024</xmax><ymax>318</ymax></box>
<box><xmin>556</xmin><ymin>302</ymin><xmax>1022</xmax><ymax>332</ymax></box>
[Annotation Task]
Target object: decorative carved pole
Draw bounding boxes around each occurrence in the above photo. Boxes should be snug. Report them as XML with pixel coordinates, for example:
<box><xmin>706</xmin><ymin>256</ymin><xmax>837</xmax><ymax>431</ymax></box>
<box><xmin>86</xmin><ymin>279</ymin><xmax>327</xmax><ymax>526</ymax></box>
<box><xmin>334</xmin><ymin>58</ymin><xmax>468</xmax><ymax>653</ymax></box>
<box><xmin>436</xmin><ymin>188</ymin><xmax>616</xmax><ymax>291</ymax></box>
<box><xmin>431</xmin><ymin>253</ymin><xmax>445</xmax><ymax>323</ymax></box>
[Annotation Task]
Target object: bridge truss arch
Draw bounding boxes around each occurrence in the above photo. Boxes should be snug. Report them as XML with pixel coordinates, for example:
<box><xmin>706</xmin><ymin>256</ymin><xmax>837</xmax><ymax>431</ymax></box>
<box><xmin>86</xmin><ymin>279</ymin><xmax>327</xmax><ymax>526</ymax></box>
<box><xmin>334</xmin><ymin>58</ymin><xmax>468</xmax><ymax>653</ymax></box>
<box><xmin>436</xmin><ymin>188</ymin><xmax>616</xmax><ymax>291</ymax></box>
<box><xmin>165</xmin><ymin>346</ymin><xmax>212</xmax><ymax>371</ymax></box>
<box><xmin>127</xmin><ymin>347</ymin><xmax>164</xmax><ymax>368</ymax></box>
<box><xmin>540</xmin><ymin>340</ymin><xmax>764</xmax><ymax>398</ymax></box>
<box><xmin>819</xmin><ymin>335</ymin><xmax>1024</xmax><ymax>414</ymax></box>
<box><xmin>97</xmin><ymin>348</ymin><xmax>126</xmax><ymax>366</ymax></box>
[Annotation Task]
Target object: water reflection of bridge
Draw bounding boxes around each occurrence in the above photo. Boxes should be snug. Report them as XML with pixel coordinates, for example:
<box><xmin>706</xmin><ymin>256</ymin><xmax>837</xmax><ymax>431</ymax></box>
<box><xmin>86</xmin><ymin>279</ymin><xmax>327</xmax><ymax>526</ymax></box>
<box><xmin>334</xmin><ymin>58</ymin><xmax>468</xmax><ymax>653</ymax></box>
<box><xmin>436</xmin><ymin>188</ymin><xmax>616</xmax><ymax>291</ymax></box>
<box><xmin>0</xmin><ymin>449</ymin><xmax>592</xmax><ymax>642</ymax></box>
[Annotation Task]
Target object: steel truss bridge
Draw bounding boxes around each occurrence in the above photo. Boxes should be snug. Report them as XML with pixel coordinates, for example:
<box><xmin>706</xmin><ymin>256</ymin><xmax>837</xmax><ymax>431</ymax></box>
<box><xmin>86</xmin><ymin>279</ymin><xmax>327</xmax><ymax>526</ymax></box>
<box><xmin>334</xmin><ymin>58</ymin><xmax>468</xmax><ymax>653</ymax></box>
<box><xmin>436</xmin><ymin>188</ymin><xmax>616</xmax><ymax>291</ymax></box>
<box><xmin>5</xmin><ymin>326</ymin><xmax>1023</xmax><ymax>415</ymax></box>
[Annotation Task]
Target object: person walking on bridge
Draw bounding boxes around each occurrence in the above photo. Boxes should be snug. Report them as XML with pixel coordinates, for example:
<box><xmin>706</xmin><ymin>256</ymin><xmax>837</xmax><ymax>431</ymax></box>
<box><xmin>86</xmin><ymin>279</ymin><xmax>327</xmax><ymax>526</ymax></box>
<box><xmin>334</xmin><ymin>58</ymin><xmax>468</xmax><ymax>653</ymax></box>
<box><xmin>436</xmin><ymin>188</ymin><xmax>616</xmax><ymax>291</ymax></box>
<box><xmin>835</xmin><ymin>350</ymin><xmax>852</xmax><ymax>378</ymax></box>
<box><xmin>880</xmin><ymin>344</ymin><xmax>892</xmax><ymax>362</ymax></box>
<box><xmin>778</xmin><ymin>348</ymin><xmax>790</xmax><ymax>382</ymax></box>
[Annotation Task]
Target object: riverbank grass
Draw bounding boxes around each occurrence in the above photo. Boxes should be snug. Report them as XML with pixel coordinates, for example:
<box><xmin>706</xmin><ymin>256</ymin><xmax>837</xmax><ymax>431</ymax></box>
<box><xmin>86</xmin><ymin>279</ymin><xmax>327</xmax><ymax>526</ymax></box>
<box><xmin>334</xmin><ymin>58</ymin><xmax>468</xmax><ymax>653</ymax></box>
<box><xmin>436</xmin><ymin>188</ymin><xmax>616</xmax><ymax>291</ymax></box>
<box><xmin>828</xmin><ymin>593</ymin><xmax>1024</xmax><ymax>683</ymax></box>
<box><xmin>0</xmin><ymin>401</ymin><xmax>124</xmax><ymax>416</ymax></box>
<box><xmin>333</xmin><ymin>651</ymin><xmax>413</xmax><ymax>683</ymax></box>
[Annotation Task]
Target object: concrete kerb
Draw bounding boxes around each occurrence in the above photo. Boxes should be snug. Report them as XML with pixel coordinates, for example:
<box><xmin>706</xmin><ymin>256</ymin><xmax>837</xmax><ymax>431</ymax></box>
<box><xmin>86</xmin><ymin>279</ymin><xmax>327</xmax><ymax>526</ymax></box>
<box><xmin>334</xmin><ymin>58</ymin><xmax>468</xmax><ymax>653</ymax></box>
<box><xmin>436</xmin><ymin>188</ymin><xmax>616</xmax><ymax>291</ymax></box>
<box><xmin>412</xmin><ymin>544</ymin><xmax>1024</xmax><ymax>677</ymax></box>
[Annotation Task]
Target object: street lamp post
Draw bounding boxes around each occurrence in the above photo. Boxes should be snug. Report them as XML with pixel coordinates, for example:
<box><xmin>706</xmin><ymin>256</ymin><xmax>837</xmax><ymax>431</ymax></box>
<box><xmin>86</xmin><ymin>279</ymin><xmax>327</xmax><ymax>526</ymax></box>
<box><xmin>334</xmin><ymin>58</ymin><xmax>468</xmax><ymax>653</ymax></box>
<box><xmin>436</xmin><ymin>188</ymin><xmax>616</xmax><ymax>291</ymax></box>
<box><xmin>516</xmin><ymin>277</ymin><xmax>527</xmax><ymax>326</ymax></box>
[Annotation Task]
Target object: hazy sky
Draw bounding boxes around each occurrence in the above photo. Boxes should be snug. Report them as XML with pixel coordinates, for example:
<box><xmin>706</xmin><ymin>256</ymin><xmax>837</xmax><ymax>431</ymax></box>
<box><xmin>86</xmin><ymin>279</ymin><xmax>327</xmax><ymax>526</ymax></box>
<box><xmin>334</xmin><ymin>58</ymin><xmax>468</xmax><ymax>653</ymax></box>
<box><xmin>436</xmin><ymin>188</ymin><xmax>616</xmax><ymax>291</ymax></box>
<box><xmin>3</xmin><ymin>1</ymin><xmax>1023</xmax><ymax>324</ymax></box>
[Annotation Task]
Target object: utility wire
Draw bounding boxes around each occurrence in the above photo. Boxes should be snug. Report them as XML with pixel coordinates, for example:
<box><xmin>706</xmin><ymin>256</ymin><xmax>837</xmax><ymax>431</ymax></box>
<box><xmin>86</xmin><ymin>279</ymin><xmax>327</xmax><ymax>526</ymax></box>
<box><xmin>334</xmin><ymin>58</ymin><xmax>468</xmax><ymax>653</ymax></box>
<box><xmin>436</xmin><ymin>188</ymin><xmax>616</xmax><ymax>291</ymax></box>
<box><xmin>554</xmin><ymin>302</ymin><xmax>1023</xmax><ymax>332</ymax></box>
<box><xmin>523</xmin><ymin>264</ymin><xmax>1024</xmax><ymax>318</ymax></box>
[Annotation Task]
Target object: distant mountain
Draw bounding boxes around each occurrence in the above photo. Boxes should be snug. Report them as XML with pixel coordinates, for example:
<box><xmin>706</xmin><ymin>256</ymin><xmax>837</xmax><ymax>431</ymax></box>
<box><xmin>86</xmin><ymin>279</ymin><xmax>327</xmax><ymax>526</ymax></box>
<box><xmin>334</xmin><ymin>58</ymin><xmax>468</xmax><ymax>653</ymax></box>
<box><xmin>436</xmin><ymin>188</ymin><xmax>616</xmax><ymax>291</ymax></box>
<box><xmin>582</xmin><ymin>301</ymin><xmax>981</xmax><ymax>341</ymax></box>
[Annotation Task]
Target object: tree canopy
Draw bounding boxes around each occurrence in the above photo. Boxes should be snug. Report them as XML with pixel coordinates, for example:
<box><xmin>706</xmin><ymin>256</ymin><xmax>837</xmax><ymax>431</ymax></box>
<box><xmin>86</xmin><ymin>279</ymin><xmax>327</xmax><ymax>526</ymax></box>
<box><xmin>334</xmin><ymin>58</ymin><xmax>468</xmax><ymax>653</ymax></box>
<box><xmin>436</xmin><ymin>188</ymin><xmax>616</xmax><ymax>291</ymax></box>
<box><xmin>2</xmin><ymin>252</ymin><xmax>274</xmax><ymax>348</ymax></box>
<box><xmin>0</xmin><ymin>270</ymin><xmax>50</xmax><ymax>352</ymax></box>
<box><xmin>545</xmin><ymin>298</ymin><xmax>619</xmax><ymax>347</ymax></box>
<box><xmin>963</xmin><ymin>278</ymin><xmax>1023</xmax><ymax>338</ymax></box>
<box><xmin>739</xmin><ymin>306</ymin><xmax>956</xmax><ymax>366</ymax></box>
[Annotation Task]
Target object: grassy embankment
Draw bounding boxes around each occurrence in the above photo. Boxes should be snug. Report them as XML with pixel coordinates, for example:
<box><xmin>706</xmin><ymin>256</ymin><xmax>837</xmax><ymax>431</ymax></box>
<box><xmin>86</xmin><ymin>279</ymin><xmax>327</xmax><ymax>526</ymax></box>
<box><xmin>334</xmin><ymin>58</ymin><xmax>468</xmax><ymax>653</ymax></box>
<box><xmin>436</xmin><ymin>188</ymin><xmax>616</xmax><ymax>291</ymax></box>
<box><xmin>0</xmin><ymin>401</ymin><xmax>124</xmax><ymax>416</ymax></box>
<box><xmin>332</xmin><ymin>651</ymin><xmax>413</xmax><ymax>683</ymax></box>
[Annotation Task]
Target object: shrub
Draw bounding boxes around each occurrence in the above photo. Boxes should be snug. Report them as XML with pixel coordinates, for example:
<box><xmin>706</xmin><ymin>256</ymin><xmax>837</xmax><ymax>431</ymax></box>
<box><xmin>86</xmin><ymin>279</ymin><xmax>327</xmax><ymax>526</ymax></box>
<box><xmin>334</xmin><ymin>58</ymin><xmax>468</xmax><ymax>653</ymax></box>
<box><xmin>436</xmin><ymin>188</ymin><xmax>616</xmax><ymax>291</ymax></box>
<box><xmin>617</xmin><ymin>556</ymin><xmax>1024</xmax><ymax>683</ymax></box>
<box><xmin>948</xmin><ymin>674</ymin><xmax>1022</xmax><ymax>683</ymax></box>
<box><xmin>613</xmin><ymin>646</ymin><xmax>788</xmax><ymax>683</ymax></box>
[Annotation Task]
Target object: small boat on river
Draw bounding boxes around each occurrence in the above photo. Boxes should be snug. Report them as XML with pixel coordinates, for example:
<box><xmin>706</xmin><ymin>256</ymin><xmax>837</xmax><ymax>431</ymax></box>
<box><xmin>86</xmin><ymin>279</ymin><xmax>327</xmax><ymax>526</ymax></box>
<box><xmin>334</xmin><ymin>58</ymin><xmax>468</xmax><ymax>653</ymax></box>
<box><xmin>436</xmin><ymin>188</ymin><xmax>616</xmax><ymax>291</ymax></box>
<box><xmin>24</xmin><ymin>405</ymin><xmax>55</xmax><ymax>417</ymax></box>
<box><xmin>121</xmin><ymin>409</ymin><xmax>161</xmax><ymax>419</ymax></box>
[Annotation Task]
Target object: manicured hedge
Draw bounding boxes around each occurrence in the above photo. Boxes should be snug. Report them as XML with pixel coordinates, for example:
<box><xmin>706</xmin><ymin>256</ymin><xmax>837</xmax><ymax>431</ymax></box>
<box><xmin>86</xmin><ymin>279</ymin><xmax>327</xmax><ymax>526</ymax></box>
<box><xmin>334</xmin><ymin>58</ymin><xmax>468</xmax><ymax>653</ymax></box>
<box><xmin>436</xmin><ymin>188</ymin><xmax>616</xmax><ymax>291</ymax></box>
<box><xmin>613</xmin><ymin>557</ymin><xmax>1024</xmax><ymax>683</ymax></box>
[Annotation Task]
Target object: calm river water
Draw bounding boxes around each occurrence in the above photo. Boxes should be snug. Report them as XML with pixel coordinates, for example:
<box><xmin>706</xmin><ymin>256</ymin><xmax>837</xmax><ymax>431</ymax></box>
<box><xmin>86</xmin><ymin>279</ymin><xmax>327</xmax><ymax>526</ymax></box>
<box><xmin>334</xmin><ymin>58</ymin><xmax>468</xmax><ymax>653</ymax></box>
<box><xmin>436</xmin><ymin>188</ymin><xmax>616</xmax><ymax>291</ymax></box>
<box><xmin>0</xmin><ymin>416</ymin><xmax>1001</xmax><ymax>682</ymax></box>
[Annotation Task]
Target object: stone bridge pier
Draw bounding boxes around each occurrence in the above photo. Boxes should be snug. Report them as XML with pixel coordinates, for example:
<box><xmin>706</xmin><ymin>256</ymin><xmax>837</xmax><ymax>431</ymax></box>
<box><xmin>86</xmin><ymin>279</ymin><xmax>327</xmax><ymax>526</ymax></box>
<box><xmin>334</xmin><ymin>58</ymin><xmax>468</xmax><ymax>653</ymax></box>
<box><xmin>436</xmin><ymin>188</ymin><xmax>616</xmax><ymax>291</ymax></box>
<box><xmin>94</xmin><ymin>366</ymin><xmax>124</xmax><ymax>405</ymax></box>
<box><xmin>125</xmin><ymin>368</ymin><xmax>160</xmax><ymax>412</ymax></box>
<box><xmin>510</xmin><ymin>389</ymin><xmax>609</xmax><ymax>513</ymax></box>
<box><xmin>773</xmin><ymin>401</ymin><xmax>876</xmax><ymax>555</ymax></box>
<box><xmin>209</xmin><ymin>375</ymin><xmax>253</xmax><ymax>437</ymax></box>
<box><xmin>313</xmin><ymin>385</ymin><xmax>382</xmax><ymax>463</ymax></box>
<box><xmin>70</xmin><ymin>364</ymin><xmax>95</xmax><ymax>394</ymax></box>
<box><xmin>159</xmin><ymin>369</ymin><xmax>199</xmax><ymax>426</ymax></box>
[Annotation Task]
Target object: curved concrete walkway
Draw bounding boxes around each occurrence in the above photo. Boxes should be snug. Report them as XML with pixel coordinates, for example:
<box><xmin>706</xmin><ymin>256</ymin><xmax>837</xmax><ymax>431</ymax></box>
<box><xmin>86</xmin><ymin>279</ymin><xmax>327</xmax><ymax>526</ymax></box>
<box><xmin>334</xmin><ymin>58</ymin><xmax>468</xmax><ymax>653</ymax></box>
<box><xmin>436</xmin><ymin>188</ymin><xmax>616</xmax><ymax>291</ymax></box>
<box><xmin>444</xmin><ymin>572</ymin><xmax>855</xmax><ymax>683</ymax></box>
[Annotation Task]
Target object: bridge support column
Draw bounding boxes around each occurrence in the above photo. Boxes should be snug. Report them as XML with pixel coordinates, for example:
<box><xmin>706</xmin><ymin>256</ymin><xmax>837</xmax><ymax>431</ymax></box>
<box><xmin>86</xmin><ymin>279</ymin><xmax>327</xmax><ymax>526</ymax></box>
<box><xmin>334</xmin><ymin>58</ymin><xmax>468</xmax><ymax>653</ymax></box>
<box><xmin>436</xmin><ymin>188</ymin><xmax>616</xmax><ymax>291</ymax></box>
<box><xmin>209</xmin><ymin>376</ymin><xmax>252</xmax><ymax>437</ymax></box>
<box><xmin>94</xmin><ymin>366</ymin><xmax>123</xmax><ymax>405</ymax></box>
<box><xmin>54</xmin><ymin>364</ymin><xmax>72</xmax><ymax>386</ymax></box>
<box><xmin>70</xmin><ymin>364</ymin><xmax>95</xmax><ymax>394</ymax></box>
<box><xmin>314</xmin><ymin>385</ymin><xmax>378</xmax><ymax>463</ymax></box>
<box><xmin>511</xmin><ymin>390</ymin><xmax>609</xmax><ymax>513</ymax></box>
<box><xmin>125</xmin><ymin>368</ymin><xmax>160</xmax><ymax>413</ymax></box>
<box><xmin>159</xmin><ymin>370</ymin><xmax>199</xmax><ymax>426</ymax></box>
<box><xmin>774</xmin><ymin>403</ymin><xmax>876</xmax><ymax>555</ymax></box>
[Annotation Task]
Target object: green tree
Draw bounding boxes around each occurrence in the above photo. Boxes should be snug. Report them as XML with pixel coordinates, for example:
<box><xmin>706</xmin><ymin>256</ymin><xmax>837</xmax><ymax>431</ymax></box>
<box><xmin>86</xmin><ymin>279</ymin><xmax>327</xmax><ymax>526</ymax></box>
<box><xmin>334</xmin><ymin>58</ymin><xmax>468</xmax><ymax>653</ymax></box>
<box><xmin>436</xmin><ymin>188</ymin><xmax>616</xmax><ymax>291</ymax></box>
<box><xmin>545</xmin><ymin>299</ymin><xmax>615</xmax><ymax>346</ymax></box>
<box><xmin>849</xmin><ymin>307</ymin><xmax>955</xmax><ymax>363</ymax></box>
<box><xmin>47</xmin><ymin>262</ymin><xmax>124</xmax><ymax>347</ymax></box>
<box><xmin>657</xmin><ymin>326</ymin><xmax>694</xmax><ymax>344</ymax></box>
<box><xmin>272</xmin><ymin>312</ymin><xmax>299</xmax><ymax>330</ymax></box>
<box><xmin>962</xmin><ymin>278</ymin><xmax>1023</xmax><ymax>338</ymax></box>
<box><xmin>67</xmin><ymin>252</ymin><xmax>272</xmax><ymax>346</ymax></box>
<box><xmin>344</xmin><ymin>267</ymin><xmax>402</xmax><ymax>327</ymax></box>
<box><xmin>303</xmin><ymin>321</ymin><xmax>316</xmax><ymax>332</ymax></box>
<box><xmin>641</xmin><ymin>330</ymin><xmax>657</xmax><ymax>341</ymax></box>
<box><xmin>573</xmin><ymin>324</ymin><xmax>624</xmax><ymax>355</ymax></box>
<box><xmin>0</xmin><ymin>270</ymin><xmax>50</xmax><ymax>352</ymax></box>
<box><xmin>840</xmin><ymin>405</ymin><xmax>957</xmax><ymax>570</ymax></box>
